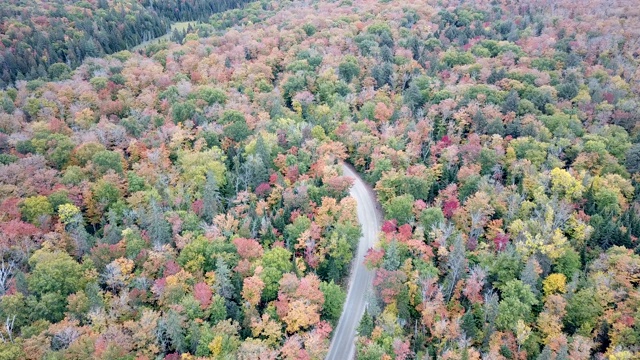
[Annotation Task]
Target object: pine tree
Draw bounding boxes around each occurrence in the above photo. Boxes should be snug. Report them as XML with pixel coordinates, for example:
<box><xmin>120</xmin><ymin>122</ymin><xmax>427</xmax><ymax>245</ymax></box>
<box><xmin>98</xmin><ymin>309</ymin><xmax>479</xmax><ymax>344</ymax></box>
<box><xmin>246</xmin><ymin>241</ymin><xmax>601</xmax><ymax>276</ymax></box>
<box><xmin>146</xmin><ymin>199</ymin><xmax>171</xmax><ymax>249</ymax></box>
<box><xmin>502</xmin><ymin>90</ymin><xmax>520</xmax><ymax>114</ymax></box>
<box><xmin>357</xmin><ymin>309</ymin><xmax>374</xmax><ymax>337</ymax></box>
<box><xmin>202</xmin><ymin>171</ymin><xmax>222</xmax><ymax>223</ymax></box>
<box><xmin>382</xmin><ymin>240</ymin><xmax>401</xmax><ymax>271</ymax></box>
<box><xmin>404</xmin><ymin>81</ymin><xmax>424</xmax><ymax>114</ymax></box>
<box><xmin>214</xmin><ymin>257</ymin><xmax>234</xmax><ymax>301</ymax></box>
<box><xmin>521</xmin><ymin>256</ymin><xmax>540</xmax><ymax>295</ymax></box>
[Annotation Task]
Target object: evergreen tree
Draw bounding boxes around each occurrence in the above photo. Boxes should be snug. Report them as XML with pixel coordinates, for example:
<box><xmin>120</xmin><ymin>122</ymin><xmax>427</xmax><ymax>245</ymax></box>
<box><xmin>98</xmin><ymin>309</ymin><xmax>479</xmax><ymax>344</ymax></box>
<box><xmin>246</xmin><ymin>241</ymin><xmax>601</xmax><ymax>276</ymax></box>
<box><xmin>382</xmin><ymin>240</ymin><xmax>401</xmax><ymax>271</ymax></box>
<box><xmin>213</xmin><ymin>257</ymin><xmax>234</xmax><ymax>301</ymax></box>
<box><xmin>146</xmin><ymin>199</ymin><xmax>172</xmax><ymax>249</ymax></box>
<box><xmin>357</xmin><ymin>309</ymin><xmax>374</xmax><ymax>337</ymax></box>
<box><xmin>502</xmin><ymin>90</ymin><xmax>520</xmax><ymax>114</ymax></box>
<box><xmin>202</xmin><ymin>171</ymin><xmax>222</xmax><ymax>223</ymax></box>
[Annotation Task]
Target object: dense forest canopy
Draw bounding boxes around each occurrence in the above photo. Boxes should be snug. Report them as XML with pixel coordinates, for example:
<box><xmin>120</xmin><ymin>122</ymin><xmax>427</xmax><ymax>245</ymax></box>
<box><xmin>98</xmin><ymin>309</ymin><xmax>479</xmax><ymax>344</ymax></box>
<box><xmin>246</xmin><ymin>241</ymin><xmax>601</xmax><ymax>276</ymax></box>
<box><xmin>0</xmin><ymin>0</ymin><xmax>253</xmax><ymax>87</ymax></box>
<box><xmin>0</xmin><ymin>0</ymin><xmax>639</xmax><ymax>359</ymax></box>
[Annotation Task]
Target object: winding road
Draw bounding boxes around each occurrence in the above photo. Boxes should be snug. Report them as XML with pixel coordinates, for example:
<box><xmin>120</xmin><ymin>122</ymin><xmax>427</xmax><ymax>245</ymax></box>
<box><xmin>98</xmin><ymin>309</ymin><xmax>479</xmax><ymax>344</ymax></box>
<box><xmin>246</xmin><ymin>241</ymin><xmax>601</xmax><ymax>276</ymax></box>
<box><xmin>326</xmin><ymin>164</ymin><xmax>382</xmax><ymax>360</ymax></box>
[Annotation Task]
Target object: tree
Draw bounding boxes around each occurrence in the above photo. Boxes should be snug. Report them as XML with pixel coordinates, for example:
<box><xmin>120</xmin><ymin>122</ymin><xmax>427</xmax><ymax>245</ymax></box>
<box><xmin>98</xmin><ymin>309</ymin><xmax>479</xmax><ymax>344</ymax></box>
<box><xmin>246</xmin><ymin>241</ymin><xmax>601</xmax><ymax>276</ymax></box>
<box><xmin>496</xmin><ymin>280</ymin><xmax>538</xmax><ymax>331</ymax></box>
<box><xmin>371</xmin><ymin>62</ymin><xmax>393</xmax><ymax>89</ymax></box>
<box><xmin>48</xmin><ymin>63</ymin><xmax>71</xmax><ymax>81</ymax></box>
<box><xmin>145</xmin><ymin>199</ymin><xmax>172</xmax><ymax>249</ymax></box>
<box><xmin>542</xmin><ymin>273</ymin><xmax>567</xmax><ymax>296</ymax></box>
<box><xmin>193</xmin><ymin>87</ymin><xmax>227</xmax><ymax>105</ymax></box>
<box><xmin>444</xmin><ymin>235</ymin><xmax>467</xmax><ymax>301</ymax></box>
<box><xmin>158</xmin><ymin>309</ymin><xmax>187</xmax><ymax>353</ymax></box>
<box><xmin>20</xmin><ymin>196</ymin><xmax>52</xmax><ymax>226</ymax></box>
<box><xmin>564</xmin><ymin>288</ymin><xmax>602</xmax><ymax>335</ymax></box>
<box><xmin>502</xmin><ymin>90</ymin><xmax>520</xmax><ymax>114</ymax></box>
<box><xmin>213</xmin><ymin>257</ymin><xmax>235</xmax><ymax>301</ymax></box>
<box><xmin>358</xmin><ymin>343</ymin><xmax>386</xmax><ymax>360</ymax></box>
<box><xmin>27</xmin><ymin>248</ymin><xmax>85</xmax><ymax>321</ymax></box>
<box><xmin>338</xmin><ymin>58</ymin><xmax>360</xmax><ymax>83</ymax></box>
<box><xmin>241</xmin><ymin>154</ymin><xmax>269</xmax><ymax>190</ymax></box>
<box><xmin>177</xmin><ymin>236</ymin><xmax>215</xmax><ymax>272</ymax></box>
<box><xmin>91</xmin><ymin>150</ymin><xmax>124</xmax><ymax>175</ymax></box>
<box><xmin>382</xmin><ymin>194</ymin><xmax>415</xmax><ymax>225</ymax></box>
<box><xmin>172</xmin><ymin>101</ymin><xmax>197</xmax><ymax>123</ymax></box>
<box><xmin>625</xmin><ymin>144</ymin><xmax>640</xmax><ymax>174</ymax></box>
<box><xmin>420</xmin><ymin>207</ymin><xmax>445</xmax><ymax>232</ymax></box>
<box><xmin>358</xmin><ymin>309</ymin><xmax>374</xmax><ymax>337</ymax></box>
<box><xmin>242</xmin><ymin>273</ymin><xmax>264</xmax><ymax>307</ymax></box>
<box><xmin>59</xmin><ymin>204</ymin><xmax>91</xmax><ymax>256</ymax></box>
<box><xmin>281</xmin><ymin>298</ymin><xmax>321</xmax><ymax>333</ymax></box>
<box><xmin>224</xmin><ymin>120</ymin><xmax>251</xmax><ymax>142</ymax></box>
<box><xmin>320</xmin><ymin>281</ymin><xmax>345</xmax><ymax>325</ymax></box>
<box><xmin>276</xmin><ymin>274</ymin><xmax>325</xmax><ymax>333</ymax></box>
<box><xmin>550</xmin><ymin>168</ymin><xmax>583</xmax><ymax>200</ymax></box>
<box><xmin>201</xmin><ymin>171</ymin><xmax>222</xmax><ymax>223</ymax></box>
<box><xmin>553</xmin><ymin>248</ymin><xmax>581</xmax><ymax>279</ymax></box>
<box><xmin>442</xmin><ymin>49</ymin><xmax>475</xmax><ymax>67</ymax></box>
<box><xmin>404</xmin><ymin>81</ymin><xmax>425</xmax><ymax>113</ymax></box>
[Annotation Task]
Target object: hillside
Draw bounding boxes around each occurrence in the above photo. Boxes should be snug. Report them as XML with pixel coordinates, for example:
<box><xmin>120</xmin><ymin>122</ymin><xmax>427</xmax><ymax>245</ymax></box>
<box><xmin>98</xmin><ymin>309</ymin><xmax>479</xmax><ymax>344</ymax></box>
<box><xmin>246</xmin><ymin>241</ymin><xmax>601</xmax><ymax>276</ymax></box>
<box><xmin>0</xmin><ymin>0</ymin><xmax>251</xmax><ymax>87</ymax></box>
<box><xmin>0</xmin><ymin>0</ymin><xmax>639</xmax><ymax>359</ymax></box>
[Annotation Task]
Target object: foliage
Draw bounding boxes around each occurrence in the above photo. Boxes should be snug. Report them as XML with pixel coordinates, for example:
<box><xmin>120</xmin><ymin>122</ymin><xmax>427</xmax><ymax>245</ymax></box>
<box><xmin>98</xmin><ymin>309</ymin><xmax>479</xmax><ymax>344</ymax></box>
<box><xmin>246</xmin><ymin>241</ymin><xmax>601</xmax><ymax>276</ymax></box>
<box><xmin>0</xmin><ymin>0</ymin><xmax>639</xmax><ymax>358</ymax></box>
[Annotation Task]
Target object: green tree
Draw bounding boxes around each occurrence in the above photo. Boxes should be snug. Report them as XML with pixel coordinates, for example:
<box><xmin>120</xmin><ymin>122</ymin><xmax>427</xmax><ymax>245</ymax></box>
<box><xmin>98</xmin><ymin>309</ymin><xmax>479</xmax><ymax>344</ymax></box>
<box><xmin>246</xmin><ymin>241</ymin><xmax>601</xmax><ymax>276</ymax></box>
<box><xmin>47</xmin><ymin>190</ymin><xmax>71</xmax><ymax>212</ymax></box>
<box><xmin>28</xmin><ymin>292</ymin><xmax>67</xmax><ymax>322</ymax></box>
<box><xmin>320</xmin><ymin>281</ymin><xmax>345</xmax><ymax>325</ymax></box>
<box><xmin>0</xmin><ymin>293</ymin><xmax>29</xmax><ymax>332</ymax></box>
<box><xmin>383</xmin><ymin>240</ymin><xmax>402</xmax><ymax>271</ymax></box>
<box><xmin>442</xmin><ymin>49</ymin><xmax>475</xmax><ymax>67</ymax></box>
<box><xmin>45</xmin><ymin>134</ymin><xmax>75</xmax><ymax>169</ymax></box>
<box><xmin>487</xmin><ymin>247</ymin><xmax>523</xmax><ymax>288</ymax></box>
<box><xmin>420</xmin><ymin>207</ymin><xmax>445</xmax><ymax>232</ymax></box>
<box><xmin>284</xmin><ymin>215</ymin><xmax>311</xmax><ymax>247</ymax></box>
<box><xmin>404</xmin><ymin>81</ymin><xmax>425</xmax><ymax>113</ymax></box>
<box><xmin>172</xmin><ymin>101</ymin><xmax>197</xmax><ymax>123</ymax></box>
<box><xmin>214</xmin><ymin>257</ymin><xmax>235</xmax><ymax>301</ymax></box>
<box><xmin>260</xmin><ymin>247</ymin><xmax>292</xmax><ymax>301</ymax></box>
<box><xmin>224</xmin><ymin>119</ymin><xmax>250</xmax><ymax>142</ymax></box>
<box><xmin>357</xmin><ymin>342</ymin><xmax>386</xmax><ymax>360</ymax></box>
<box><xmin>178</xmin><ymin>235</ymin><xmax>216</xmax><ymax>273</ymax></box>
<box><xmin>564</xmin><ymin>287</ymin><xmax>603</xmax><ymax>335</ymax></box>
<box><xmin>72</xmin><ymin>142</ymin><xmax>105</xmax><ymax>167</ymax></box>
<box><xmin>382</xmin><ymin>194</ymin><xmax>415</xmax><ymax>225</ymax></box>
<box><xmin>20</xmin><ymin>195</ymin><xmax>53</xmax><ymax>226</ymax></box>
<box><xmin>27</xmin><ymin>248</ymin><xmax>85</xmax><ymax>321</ymax></box>
<box><xmin>625</xmin><ymin>144</ymin><xmax>640</xmax><ymax>174</ymax></box>
<box><xmin>502</xmin><ymin>90</ymin><xmax>520</xmax><ymax>114</ymax></box>
<box><xmin>92</xmin><ymin>150</ymin><xmax>124</xmax><ymax>175</ymax></box>
<box><xmin>92</xmin><ymin>179</ymin><xmax>121</xmax><ymax>211</ymax></box>
<box><xmin>193</xmin><ymin>87</ymin><xmax>227</xmax><ymax>105</ymax></box>
<box><xmin>27</xmin><ymin>248</ymin><xmax>84</xmax><ymax>297</ymax></box>
<box><xmin>338</xmin><ymin>57</ymin><xmax>360</xmax><ymax>83</ymax></box>
<box><xmin>357</xmin><ymin>309</ymin><xmax>374</xmax><ymax>337</ymax></box>
<box><xmin>496</xmin><ymin>280</ymin><xmax>537</xmax><ymax>331</ymax></box>
<box><xmin>48</xmin><ymin>63</ymin><xmax>71</xmax><ymax>81</ymax></box>
<box><xmin>553</xmin><ymin>248</ymin><xmax>581</xmax><ymax>279</ymax></box>
<box><xmin>159</xmin><ymin>308</ymin><xmax>187</xmax><ymax>353</ymax></box>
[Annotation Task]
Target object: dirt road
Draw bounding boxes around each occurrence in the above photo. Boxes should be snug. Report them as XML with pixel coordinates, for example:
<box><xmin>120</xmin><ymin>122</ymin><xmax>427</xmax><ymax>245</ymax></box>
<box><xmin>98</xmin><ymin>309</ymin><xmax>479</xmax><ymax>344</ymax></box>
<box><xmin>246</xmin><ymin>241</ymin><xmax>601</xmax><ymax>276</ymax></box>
<box><xmin>326</xmin><ymin>164</ymin><xmax>381</xmax><ymax>360</ymax></box>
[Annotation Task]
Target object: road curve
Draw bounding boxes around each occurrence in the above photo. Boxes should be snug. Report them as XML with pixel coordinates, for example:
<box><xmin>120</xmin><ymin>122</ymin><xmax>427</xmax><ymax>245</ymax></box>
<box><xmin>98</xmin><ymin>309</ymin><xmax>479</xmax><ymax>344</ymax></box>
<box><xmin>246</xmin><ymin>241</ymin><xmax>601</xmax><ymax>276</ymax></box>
<box><xmin>326</xmin><ymin>163</ymin><xmax>382</xmax><ymax>360</ymax></box>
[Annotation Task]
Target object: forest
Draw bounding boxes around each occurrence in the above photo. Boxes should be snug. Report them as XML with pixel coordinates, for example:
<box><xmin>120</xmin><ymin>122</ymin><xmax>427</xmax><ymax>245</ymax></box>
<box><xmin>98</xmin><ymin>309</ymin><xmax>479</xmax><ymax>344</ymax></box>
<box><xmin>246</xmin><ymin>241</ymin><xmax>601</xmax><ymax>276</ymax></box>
<box><xmin>0</xmin><ymin>0</ymin><xmax>639</xmax><ymax>359</ymax></box>
<box><xmin>0</xmin><ymin>0</ymin><xmax>252</xmax><ymax>87</ymax></box>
